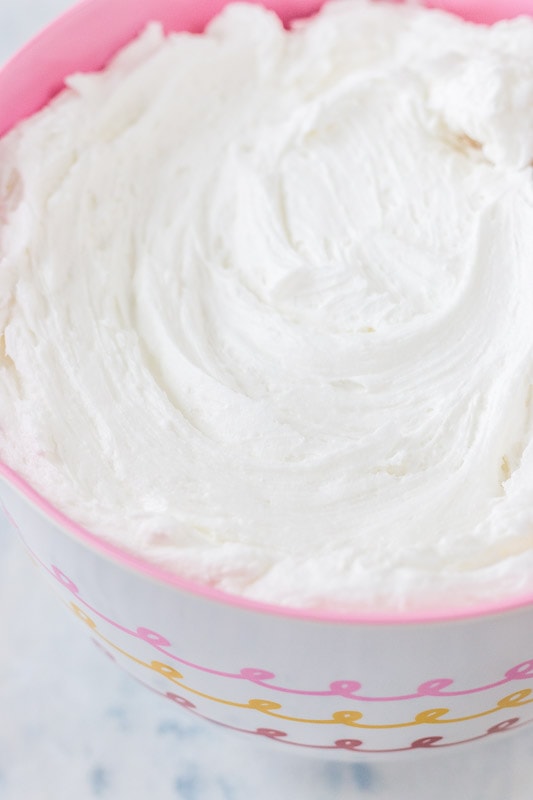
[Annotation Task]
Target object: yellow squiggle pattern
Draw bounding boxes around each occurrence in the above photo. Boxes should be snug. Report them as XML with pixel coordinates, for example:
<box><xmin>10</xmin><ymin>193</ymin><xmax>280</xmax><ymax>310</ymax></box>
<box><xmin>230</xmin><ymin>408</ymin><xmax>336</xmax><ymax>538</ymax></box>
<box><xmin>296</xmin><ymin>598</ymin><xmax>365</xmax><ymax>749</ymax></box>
<box><xmin>69</xmin><ymin>603</ymin><xmax>533</xmax><ymax>729</ymax></box>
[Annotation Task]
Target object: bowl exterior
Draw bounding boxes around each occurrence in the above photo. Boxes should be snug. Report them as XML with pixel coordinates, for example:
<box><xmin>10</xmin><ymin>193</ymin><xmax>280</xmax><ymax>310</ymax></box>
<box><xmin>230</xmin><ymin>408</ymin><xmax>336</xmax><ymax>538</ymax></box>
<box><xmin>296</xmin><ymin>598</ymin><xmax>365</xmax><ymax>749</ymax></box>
<box><xmin>1</xmin><ymin>0</ymin><xmax>533</xmax><ymax>760</ymax></box>
<box><xmin>2</xmin><ymin>480</ymin><xmax>533</xmax><ymax>759</ymax></box>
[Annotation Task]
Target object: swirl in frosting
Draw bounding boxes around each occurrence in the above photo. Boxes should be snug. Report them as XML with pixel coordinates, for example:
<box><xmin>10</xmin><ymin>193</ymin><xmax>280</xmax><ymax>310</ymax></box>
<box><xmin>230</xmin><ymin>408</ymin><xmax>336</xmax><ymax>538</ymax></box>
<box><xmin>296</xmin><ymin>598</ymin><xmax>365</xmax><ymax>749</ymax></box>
<box><xmin>1</xmin><ymin>1</ymin><xmax>533</xmax><ymax>610</ymax></box>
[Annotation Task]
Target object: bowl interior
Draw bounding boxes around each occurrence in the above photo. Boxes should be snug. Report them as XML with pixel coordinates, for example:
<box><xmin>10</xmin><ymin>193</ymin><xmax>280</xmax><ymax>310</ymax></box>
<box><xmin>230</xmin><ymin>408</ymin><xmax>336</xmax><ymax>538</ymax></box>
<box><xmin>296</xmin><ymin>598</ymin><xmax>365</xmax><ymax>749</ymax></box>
<box><xmin>1</xmin><ymin>0</ymin><xmax>533</xmax><ymax>138</ymax></box>
<box><xmin>1</xmin><ymin>0</ymin><xmax>533</xmax><ymax>624</ymax></box>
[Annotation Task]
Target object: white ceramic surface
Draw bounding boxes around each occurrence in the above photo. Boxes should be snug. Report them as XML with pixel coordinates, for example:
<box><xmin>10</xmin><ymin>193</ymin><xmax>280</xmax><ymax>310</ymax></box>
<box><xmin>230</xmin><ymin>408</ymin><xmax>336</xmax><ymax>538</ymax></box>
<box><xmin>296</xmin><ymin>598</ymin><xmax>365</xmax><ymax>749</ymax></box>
<box><xmin>3</xmin><ymin>475</ymin><xmax>533</xmax><ymax>758</ymax></box>
<box><xmin>2</xmin><ymin>514</ymin><xmax>533</xmax><ymax>798</ymax></box>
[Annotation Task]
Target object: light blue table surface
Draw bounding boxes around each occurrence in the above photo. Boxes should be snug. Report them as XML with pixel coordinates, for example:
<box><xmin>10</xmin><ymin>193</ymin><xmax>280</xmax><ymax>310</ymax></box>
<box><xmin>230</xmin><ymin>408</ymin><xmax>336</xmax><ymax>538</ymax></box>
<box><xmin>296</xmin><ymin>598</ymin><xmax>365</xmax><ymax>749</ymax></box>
<box><xmin>0</xmin><ymin>3</ymin><xmax>532</xmax><ymax>798</ymax></box>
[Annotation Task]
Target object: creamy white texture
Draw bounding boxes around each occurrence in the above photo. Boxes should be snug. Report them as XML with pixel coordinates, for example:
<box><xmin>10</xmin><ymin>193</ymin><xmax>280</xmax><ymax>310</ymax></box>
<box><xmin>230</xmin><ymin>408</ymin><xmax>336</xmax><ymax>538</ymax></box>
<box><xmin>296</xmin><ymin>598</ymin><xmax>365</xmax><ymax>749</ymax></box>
<box><xmin>1</xmin><ymin>1</ymin><xmax>533</xmax><ymax>611</ymax></box>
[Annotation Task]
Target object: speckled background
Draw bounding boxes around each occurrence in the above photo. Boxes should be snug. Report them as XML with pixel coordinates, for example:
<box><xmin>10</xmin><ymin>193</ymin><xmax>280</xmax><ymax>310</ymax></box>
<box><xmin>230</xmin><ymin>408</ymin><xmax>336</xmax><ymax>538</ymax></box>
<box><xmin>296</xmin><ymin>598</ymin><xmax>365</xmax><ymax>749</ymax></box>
<box><xmin>1</xmin><ymin>2</ymin><xmax>533</xmax><ymax>798</ymax></box>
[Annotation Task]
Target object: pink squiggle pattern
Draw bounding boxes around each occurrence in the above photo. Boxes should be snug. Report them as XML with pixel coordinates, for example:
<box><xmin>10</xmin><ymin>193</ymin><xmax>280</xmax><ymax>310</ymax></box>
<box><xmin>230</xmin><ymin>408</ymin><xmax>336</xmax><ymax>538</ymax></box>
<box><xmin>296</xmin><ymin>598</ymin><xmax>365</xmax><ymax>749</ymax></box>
<box><xmin>46</xmin><ymin>560</ymin><xmax>533</xmax><ymax>701</ymax></box>
<box><xmin>49</xmin><ymin>563</ymin><xmax>533</xmax><ymax>700</ymax></box>
<box><xmin>25</xmin><ymin>545</ymin><xmax>533</xmax><ymax>703</ymax></box>
<box><xmin>130</xmin><ymin>671</ymin><xmax>532</xmax><ymax>754</ymax></box>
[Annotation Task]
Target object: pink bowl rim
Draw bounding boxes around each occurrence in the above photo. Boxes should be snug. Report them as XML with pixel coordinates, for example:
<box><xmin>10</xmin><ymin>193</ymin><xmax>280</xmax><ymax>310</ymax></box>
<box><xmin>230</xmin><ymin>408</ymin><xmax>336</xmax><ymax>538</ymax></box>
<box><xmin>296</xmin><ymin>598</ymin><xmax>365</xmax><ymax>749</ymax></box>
<box><xmin>1</xmin><ymin>0</ymin><xmax>533</xmax><ymax>626</ymax></box>
<box><xmin>2</xmin><ymin>461</ymin><xmax>533</xmax><ymax>624</ymax></box>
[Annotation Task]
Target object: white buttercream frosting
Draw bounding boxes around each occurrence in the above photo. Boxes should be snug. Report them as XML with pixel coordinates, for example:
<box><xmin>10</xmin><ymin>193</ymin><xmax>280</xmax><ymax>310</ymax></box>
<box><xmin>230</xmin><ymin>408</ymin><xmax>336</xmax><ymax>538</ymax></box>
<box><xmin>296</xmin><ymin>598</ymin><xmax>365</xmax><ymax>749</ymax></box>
<box><xmin>1</xmin><ymin>0</ymin><xmax>533</xmax><ymax>611</ymax></box>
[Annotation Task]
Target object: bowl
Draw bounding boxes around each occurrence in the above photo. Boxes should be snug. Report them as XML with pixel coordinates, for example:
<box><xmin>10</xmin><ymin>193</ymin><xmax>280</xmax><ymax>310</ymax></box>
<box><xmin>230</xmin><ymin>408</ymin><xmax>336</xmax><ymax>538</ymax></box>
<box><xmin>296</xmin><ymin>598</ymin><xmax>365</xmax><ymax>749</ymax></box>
<box><xmin>1</xmin><ymin>0</ymin><xmax>533</xmax><ymax>761</ymax></box>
